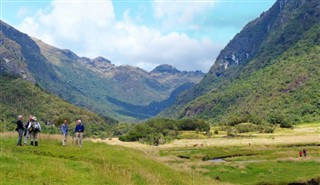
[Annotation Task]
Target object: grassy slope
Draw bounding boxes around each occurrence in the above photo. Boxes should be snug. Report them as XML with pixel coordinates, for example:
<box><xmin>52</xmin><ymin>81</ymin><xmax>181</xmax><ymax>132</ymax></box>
<box><xmin>176</xmin><ymin>23</ymin><xmax>320</xmax><ymax>124</ymax></box>
<box><xmin>0</xmin><ymin>77</ymin><xmax>113</xmax><ymax>136</ymax></box>
<box><xmin>161</xmin><ymin>2</ymin><xmax>320</xmax><ymax>124</ymax></box>
<box><xmin>0</xmin><ymin>133</ymin><xmax>220</xmax><ymax>185</ymax></box>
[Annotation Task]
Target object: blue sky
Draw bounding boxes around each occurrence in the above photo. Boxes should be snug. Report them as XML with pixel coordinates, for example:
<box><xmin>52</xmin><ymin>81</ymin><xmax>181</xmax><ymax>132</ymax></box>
<box><xmin>1</xmin><ymin>0</ymin><xmax>276</xmax><ymax>72</ymax></box>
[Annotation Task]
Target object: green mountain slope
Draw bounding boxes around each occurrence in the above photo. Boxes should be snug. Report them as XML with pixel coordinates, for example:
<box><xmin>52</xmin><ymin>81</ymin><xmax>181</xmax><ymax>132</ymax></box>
<box><xmin>161</xmin><ymin>0</ymin><xmax>320</xmax><ymax>124</ymax></box>
<box><xmin>1</xmin><ymin>19</ymin><xmax>203</xmax><ymax>122</ymax></box>
<box><xmin>0</xmin><ymin>76</ymin><xmax>116</xmax><ymax>136</ymax></box>
<box><xmin>33</xmin><ymin>38</ymin><xmax>203</xmax><ymax>121</ymax></box>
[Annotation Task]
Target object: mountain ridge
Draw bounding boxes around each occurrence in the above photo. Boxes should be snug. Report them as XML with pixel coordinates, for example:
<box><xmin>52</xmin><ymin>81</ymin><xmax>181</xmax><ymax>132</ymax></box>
<box><xmin>160</xmin><ymin>0</ymin><xmax>320</xmax><ymax>124</ymax></box>
<box><xmin>0</xmin><ymin>21</ymin><xmax>204</xmax><ymax>122</ymax></box>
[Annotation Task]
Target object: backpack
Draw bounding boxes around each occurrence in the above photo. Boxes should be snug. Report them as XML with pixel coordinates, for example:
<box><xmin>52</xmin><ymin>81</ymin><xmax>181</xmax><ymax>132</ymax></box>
<box><xmin>29</xmin><ymin>122</ymin><xmax>40</xmax><ymax>132</ymax></box>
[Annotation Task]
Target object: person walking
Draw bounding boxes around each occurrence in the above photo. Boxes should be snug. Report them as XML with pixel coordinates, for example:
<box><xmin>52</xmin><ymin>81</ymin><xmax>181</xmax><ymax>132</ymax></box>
<box><xmin>27</xmin><ymin>116</ymin><xmax>41</xmax><ymax>146</ymax></box>
<box><xmin>299</xmin><ymin>150</ymin><xmax>303</xmax><ymax>157</ymax></box>
<box><xmin>24</xmin><ymin>115</ymin><xmax>33</xmax><ymax>145</ymax></box>
<box><xmin>303</xmin><ymin>148</ymin><xmax>307</xmax><ymax>157</ymax></box>
<box><xmin>61</xmin><ymin>120</ymin><xmax>69</xmax><ymax>146</ymax></box>
<box><xmin>15</xmin><ymin>115</ymin><xmax>24</xmax><ymax>146</ymax></box>
<box><xmin>74</xmin><ymin>119</ymin><xmax>84</xmax><ymax>147</ymax></box>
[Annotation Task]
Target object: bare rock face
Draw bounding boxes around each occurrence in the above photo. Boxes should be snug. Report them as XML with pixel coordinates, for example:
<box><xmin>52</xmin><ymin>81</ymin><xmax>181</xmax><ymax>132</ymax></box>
<box><xmin>0</xmin><ymin>29</ymin><xmax>35</xmax><ymax>82</ymax></box>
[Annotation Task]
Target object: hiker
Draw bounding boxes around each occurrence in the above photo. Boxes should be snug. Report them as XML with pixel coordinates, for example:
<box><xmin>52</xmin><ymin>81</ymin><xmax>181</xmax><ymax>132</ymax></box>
<box><xmin>15</xmin><ymin>115</ymin><xmax>24</xmax><ymax>146</ymax></box>
<box><xmin>61</xmin><ymin>120</ymin><xmax>69</xmax><ymax>146</ymax></box>
<box><xmin>74</xmin><ymin>119</ymin><xmax>84</xmax><ymax>147</ymax></box>
<box><xmin>303</xmin><ymin>148</ymin><xmax>307</xmax><ymax>157</ymax></box>
<box><xmin>24</xmin><ymin>115</ymin><xmax>33</xmax><ymax>145</ymax></box>
<box><xmin>27</xmin><ymin>116</ymin><xmax>41</xmax><ymax>146</ymax></box>
<box><xmin>299</xmin><ymin>150</ymin><xmax>303</xmax><ymax>157</ymax></box>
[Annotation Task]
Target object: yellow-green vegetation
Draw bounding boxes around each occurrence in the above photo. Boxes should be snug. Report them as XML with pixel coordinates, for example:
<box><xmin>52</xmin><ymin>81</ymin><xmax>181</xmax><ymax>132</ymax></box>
<box><xmin>157</xmin><ymin>123</ymin><xmax>320</xmax><ymax>185</ymax></box>
<box><xmin>0</xmin><ymin>76</ymin><xmax>116</xmax><ymax>137</ymax></box>
<box><xmin>163</xmin><ymin>1</ymin><xmax>320</xmax><ymax>126</ymax></box>
<box><xmin>0</xmin><ymin>133</ymin><xmax>220</xmax><ymax>185</ymax></box>
<box><xmin>119</xmin><ymin>118</ymin><xmax>210</xmax><ymax>145</ymax></box>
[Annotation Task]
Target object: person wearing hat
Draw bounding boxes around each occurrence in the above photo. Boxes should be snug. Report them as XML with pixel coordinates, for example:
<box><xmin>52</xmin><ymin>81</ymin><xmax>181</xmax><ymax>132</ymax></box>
<box><xmin>61</xmin><ymin>119</ymin><xmax>69</xmax><ymax>146</ymax></box>
<box><xmin>24</xmin><ymin>115</ymin><xmax>33</xmax><ymax>145</ymax></box>
<box><xmin>15</xmin><ymin>115</ymin><xmax>24</xmax><ymax>146</ymax></box>
<box><xmin>27</xmin><ymin>116</ymin><xmax>41</xmax><ymax>146</ymax></box>
<box><xmin>74</xmin><ymin>119</ymin><xmax>84</xmax><ymax>147</ymax></box>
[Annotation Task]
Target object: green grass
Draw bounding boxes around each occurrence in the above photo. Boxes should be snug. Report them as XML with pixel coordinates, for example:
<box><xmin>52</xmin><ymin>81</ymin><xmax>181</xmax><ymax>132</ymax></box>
<box><xmin>159</xmin><ymin>131</ymin><xmax>320</xmax><ymax>185</ymax></box>
<box><xmin>203</xmin><ymin>161</ymin><xmax>320</xmax><ymax>185</ymax></box>
<box><xmin>0</xmin><ymin>133</ymin><xmax>218</xmax><ymax>185</ymax></box>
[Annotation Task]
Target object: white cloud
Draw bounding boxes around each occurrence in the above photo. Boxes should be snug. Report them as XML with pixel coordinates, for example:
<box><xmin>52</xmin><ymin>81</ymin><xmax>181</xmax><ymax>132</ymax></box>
<box><xmin>18</xmin><ymin>0</ymin><xmax>219</xmax><ymax>72</ymax></box>
<box><xmin>152</xmin><ymin>1</ymin><xmax>216</xmax><ymax>30</ymax></box>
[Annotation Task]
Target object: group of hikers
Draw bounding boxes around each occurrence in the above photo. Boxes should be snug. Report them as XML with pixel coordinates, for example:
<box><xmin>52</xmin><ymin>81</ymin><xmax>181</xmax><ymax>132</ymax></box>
<box><xmin>15</xmin><ymin>115</ymin><xmax>85</xmax><ymax>147</ymax></box>
<box><xmin>299</xmin><ymin>148</ymin><xmax>307</xmax><ymax>157</ymax></box>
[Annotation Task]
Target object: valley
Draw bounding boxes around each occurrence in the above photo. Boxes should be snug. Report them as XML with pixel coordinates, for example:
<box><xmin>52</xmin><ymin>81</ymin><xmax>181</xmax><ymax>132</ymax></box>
<box><xmin>1</xmin><ymin>123</ymin><xmax>319</xmax><ymax>185</ymax></box>
<box><xmin>1</xmin><ymin>0</ymin><xmax>320</xmax><ymax>184</ymax></box>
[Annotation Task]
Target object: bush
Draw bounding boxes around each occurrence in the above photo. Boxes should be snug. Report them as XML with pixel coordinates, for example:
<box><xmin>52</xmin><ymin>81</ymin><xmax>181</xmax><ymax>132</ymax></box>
<box><xmin>235</xmin><ymin>123</ymin><xmax>258</xmax><ymax>133</ymax></box>
<box><xmin>179</xmin><ymin>119</ymin><xmax>210</xmax><ymax>132</ymax></box>
<box><xmin>258</xmin><ymin>124</ymin><xmax>275</xmax><ymax>133</ymax></box>
<box><xmin>119</xmin><ymin>118</ymin><xmax>210</xmax><ymax>145</ymax></box>
<box><xmin>226</xmin><ymin>127</ymin><xmax>237</xmax><ymax>137</ymax></box>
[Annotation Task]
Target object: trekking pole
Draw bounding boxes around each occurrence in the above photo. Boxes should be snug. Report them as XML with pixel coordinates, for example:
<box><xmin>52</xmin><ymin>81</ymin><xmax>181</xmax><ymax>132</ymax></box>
<box><xmin>72</xmin><ymin>134</ymin><xmax>74</xmax><ymax>146</ymax></box>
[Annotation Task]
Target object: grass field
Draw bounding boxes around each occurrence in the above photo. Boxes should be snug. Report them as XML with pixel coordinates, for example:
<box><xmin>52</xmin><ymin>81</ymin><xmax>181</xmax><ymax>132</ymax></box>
<box><xmin>0</xmin><ymin>133</ymin><xmax>220</xmax><ymax>185</ymax></box>
<box><xmin>1</xmin><ymin>123</ymin><xmax>320</xmax><ymax>185</ymax></box>
<box><xmin>98</xmin><ymin>123</ymin><xmax>320</xmax><ymax>185</ymax></box>
<box><xmin>156</xmin><ymin>123</ymin><xmax>320</xmax><ymax>185</ymax></box>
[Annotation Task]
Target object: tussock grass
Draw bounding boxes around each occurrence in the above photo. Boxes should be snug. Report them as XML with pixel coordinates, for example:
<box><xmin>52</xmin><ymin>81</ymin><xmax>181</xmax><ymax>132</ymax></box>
<box><xmin>1</xmin><ymin>133</ymin><xmax>222</xmax><ymax>185</ymax></box>
<box><xmin>98</xmin><ymin>124</ymin><xmax>319</xmax><ymax>185</ymax></box>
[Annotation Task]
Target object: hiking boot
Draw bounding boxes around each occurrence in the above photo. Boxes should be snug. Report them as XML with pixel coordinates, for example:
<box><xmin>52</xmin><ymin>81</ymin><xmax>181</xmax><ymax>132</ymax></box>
<box><xmin>35</xmin><ymin>141</ymin><xmax>38</xmax><ymax>146</ymax></box>
<box><xmin>31</xmin><ymin>141</ymin><xmax>34</xmax><ymax>146</ymax></box>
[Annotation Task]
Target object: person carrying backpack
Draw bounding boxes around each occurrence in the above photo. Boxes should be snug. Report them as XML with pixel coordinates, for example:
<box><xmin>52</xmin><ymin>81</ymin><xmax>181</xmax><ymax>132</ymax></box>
<box><xmin>27</xmin><ymin>116</ymin><xmax>41</xmax><ymax>146</ymax></box>
<box><xmin>61</xmin><ymin>120</ymin><xmax>69</xmax><ymax>146</ymax></box>
<box><xmin>15</xmin><ymin>115</ymin><xmax>24</xmax><ymax>146</ymax></box>
<box><xmin>24</xmin><ymin>115</ymin><xmax>33</xmax><ymax>145</ymax></box>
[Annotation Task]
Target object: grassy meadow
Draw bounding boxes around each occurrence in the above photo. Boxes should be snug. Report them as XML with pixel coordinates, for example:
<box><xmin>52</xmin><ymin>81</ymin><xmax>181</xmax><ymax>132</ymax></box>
<box><xmin>0</xmin><ymin>133</ymin><xmax>219</xmax><ymax>185</ymax></box>
<box><xmin>96</xmin><ymin>122</ymin><xmax>320</xmax><ymax>185</ymax></box>
<box><xmin>156</xmin><ymin>123</ymin><xmax>320</xmax><ymax>185</ymax></box>
<box><xmin>1</xmin><ymin>123</ymin><xmax>319</xmax><ymax>185</ymax></box>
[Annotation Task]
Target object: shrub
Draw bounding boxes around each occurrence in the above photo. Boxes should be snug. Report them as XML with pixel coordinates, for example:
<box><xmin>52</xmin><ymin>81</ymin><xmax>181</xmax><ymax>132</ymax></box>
<box><xmin>235</xmin><ymin>123</ymin><xmax>258</xmax><ymax>133</ymax></box>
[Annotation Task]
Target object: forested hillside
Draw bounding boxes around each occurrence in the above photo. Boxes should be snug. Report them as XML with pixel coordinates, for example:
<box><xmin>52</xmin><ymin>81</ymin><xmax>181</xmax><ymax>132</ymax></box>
<box><xmin>161</xmin><ymin>0</ymin><xmax>320</xmax><ymax>125</ymax></box>
<box><xmin>0</xmin><ymin>76</ymin><xmax>116</xmax><ymax>136</ymax></box>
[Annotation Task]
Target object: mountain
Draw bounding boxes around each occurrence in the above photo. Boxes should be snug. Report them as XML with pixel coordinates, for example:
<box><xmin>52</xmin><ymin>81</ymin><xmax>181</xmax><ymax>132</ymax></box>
<box><xmin>161</xmin><ymin>0</ymin><xmax>320</xmax><ymax>124</ymax></box>
<box><xmin>0</xmin><ymin>76</ymin><xmax>116</xmax><ymax>136</ymax></box>
<box><xmin>0</xmin><ymin>20</ymin><xmax>204</xmax><ymax>121</ymax></box>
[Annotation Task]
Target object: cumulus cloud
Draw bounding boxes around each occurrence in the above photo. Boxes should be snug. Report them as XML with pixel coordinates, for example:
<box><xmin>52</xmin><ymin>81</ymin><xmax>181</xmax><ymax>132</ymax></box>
<box><xmin>18</xmin><ymin>0</ymin><xmax>219</xmax><ymax>72</ymax></box>
<box><xmin>152</xmin><ymin>1</ymin><xmax>216</xmax><ymax>30</ymax></box>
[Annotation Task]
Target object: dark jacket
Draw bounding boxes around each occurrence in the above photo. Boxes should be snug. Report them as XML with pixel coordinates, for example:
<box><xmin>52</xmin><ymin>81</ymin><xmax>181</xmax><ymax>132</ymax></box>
<box><xmin>16</xmin><ymin>120</ymin><xmax>24</xmax><ymax>131</ymax></box>
<box><xmin>75</xmin><ymin>124</ymin><xmax>84</xmax><ymax>132</ymax></box>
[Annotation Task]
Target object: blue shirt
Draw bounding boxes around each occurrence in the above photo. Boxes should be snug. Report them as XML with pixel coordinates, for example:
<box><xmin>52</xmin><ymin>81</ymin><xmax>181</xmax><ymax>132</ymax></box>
<box><xmin>75</xmin><ymin>124</ymin><xmax>84</xmax><ymax>132</ymax></box>
<box><xmin>61</xmin><ymin>124</ymin><xmax>68</xmax><ymax>135</ymax></box>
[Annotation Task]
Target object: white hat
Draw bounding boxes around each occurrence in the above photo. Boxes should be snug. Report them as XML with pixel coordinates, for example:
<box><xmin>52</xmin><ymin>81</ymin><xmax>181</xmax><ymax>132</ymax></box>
<box><xmin>32</xmin><ymin>116</ymin><xmax>37</xmax><ymax>121</ymax></box>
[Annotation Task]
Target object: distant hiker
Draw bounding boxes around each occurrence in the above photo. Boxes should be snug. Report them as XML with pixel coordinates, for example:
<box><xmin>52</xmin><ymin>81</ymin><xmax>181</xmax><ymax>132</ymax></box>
<box><xmin>24</xmin><ymin>115</ymin><xmax>33</xmax><ymax>145</ymax></box>
<box><xmin>27</xmin><ymin>116</ymin><xmax>41</xmax><ymax>146</ymax></box>
<box><xmin>75</xmin><ymin>119</ymin><xmax>84</xmax><ymax>147</ymax></box>
<box><xmin>15</xmin><ymin>115</ymin><xmax>24</xmax><ymax>146</ymax></box>
<box><xmin>299</xmin><ymin>150</ymin><xmax>303</xmax><ymax>157</ymax></box>
<box><xmin>303</xmin><ymin>148</ymin><xmax>307</xmax><ymax>157</ymax></box>
<box><xmin>61</xmin><ymin>120</ymin><xmax>69</xmax><ymax>146</ymax></box>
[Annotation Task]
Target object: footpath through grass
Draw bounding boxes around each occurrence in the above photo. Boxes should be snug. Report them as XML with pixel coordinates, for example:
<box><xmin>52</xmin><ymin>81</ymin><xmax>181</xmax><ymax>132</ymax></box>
<box><xmin>0</xmin><ymin>133</ymin><xmax>219</xmax><ymax>185</ymax></box>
